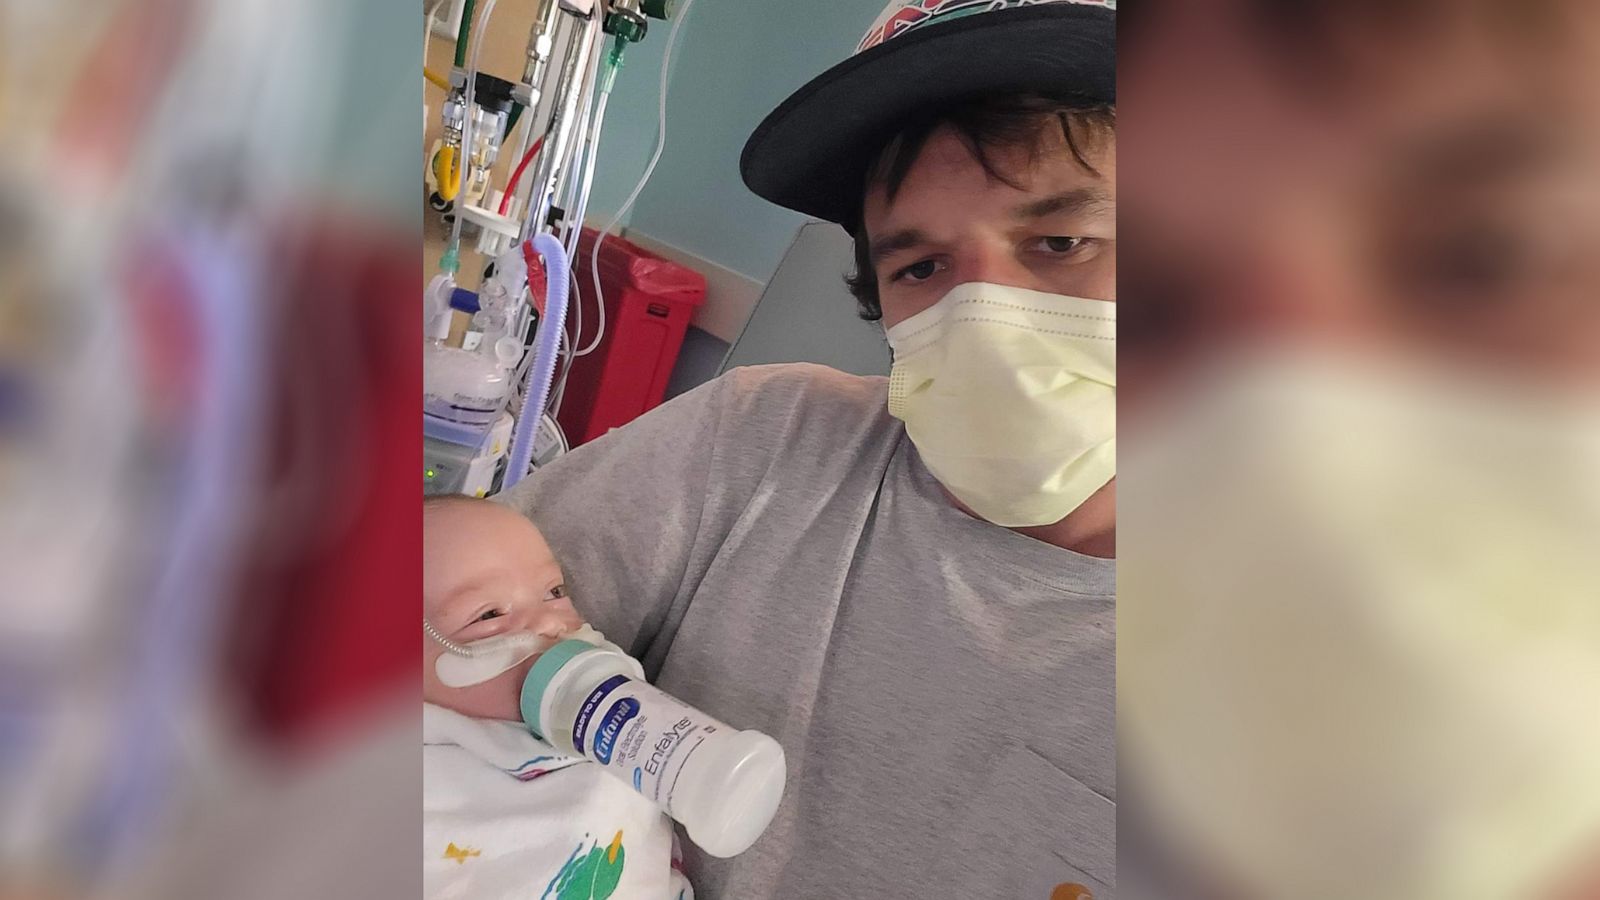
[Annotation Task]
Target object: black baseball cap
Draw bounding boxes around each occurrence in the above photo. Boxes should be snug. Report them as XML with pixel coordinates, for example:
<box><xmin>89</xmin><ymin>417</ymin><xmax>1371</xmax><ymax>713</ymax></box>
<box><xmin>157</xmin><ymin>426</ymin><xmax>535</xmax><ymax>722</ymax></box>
<box><xmin>740</xmin><ymin>0</ymin><xmax>1116</xmax><ymax>229</ymax></box>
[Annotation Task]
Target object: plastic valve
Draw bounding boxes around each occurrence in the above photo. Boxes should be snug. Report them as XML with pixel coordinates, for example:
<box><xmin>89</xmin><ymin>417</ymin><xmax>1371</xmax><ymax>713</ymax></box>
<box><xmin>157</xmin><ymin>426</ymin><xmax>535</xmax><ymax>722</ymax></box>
<box><xmin>603</xmin><ymin>8</ymin><xmax>647</xmax><ymax>42</ymax></box>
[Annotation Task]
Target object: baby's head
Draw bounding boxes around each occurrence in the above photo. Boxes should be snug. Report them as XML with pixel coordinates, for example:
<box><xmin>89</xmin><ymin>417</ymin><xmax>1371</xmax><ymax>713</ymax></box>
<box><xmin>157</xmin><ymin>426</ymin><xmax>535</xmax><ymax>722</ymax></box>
<box><xmin>423</xmin><ymin>497</ymin><xmax>584</xmax><ymax>719</ymax></box>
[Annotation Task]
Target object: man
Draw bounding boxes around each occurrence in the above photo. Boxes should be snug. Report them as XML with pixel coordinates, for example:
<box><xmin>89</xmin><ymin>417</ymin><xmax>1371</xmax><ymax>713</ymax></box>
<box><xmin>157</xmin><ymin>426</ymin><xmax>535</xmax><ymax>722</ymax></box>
<box><xmin>501</xmin><ymin>1</ymin><xmax>1116</xmax><ymax>896</ymax></box>
<box><xmin>1117</xmin><ymin>3</ymin><xmax>1600</xmax><ymax>899</ymax></box>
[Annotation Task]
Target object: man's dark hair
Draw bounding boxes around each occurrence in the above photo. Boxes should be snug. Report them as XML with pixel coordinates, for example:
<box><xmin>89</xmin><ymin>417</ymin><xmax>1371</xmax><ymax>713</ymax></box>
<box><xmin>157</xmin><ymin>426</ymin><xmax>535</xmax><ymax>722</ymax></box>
<box><xmin>844</xmin><ymin>94</ymin><xmax>1115</xmax><ymax>321</ymax></box>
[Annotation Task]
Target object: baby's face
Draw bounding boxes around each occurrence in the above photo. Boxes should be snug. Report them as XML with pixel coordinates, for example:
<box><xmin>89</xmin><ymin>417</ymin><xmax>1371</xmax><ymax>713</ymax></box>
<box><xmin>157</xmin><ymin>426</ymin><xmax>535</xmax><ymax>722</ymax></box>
<box><xmin>423</xmin><ymin>499</ymin><xmax>584</xmax><ymax>719</ymax></box>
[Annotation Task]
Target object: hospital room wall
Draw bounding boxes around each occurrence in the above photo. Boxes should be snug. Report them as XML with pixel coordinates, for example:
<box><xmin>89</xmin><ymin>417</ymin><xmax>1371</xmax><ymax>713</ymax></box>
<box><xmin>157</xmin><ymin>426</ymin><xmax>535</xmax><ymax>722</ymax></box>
<box><xmin>591</xmin><ymin>0</ymin><xmax>876</xmax><ymax>279</ymax></box>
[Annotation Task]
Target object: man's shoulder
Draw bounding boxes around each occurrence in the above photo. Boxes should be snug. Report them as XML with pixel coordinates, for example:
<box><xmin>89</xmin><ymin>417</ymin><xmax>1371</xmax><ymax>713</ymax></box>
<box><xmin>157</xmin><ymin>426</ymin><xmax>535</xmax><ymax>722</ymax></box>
<box><xmin>712</xmin><ymin>362</ymin><xmax>891</xmax><ymax>425</ymax></box>
<box><xmin>684</xmin><ymin>363</ymin><xmax>900</xmax><ymax>472</ymax></box>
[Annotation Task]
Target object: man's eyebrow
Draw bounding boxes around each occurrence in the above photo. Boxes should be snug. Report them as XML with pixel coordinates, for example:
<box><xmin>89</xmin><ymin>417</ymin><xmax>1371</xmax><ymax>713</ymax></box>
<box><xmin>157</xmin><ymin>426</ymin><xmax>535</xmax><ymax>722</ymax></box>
<box><xmin>1013</xmin><ymin>188</ymin><xmax>1113</xmax><ymax>220</ymax></box>
<box><xmin>1397</xmin><ymin>115</ymin><xmax>1564</xmax><ymax>188</ymax></box>
<box><xmin>869</xmin><ymin>228</ymin><xmax>932</xmax><ymax>267</ymax></box>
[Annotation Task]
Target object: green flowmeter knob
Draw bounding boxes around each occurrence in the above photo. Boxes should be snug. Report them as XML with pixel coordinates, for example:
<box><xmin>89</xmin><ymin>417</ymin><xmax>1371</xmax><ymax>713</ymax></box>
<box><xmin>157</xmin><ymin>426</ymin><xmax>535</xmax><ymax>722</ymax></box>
<box><xmin>603</xmin><ymin>8</ymin><xmax>647</xmax><ymax>43</ymax></box>
<box><xmin>641</xmin><ymin>0</ymin><xmax>672</xmax><ymax>20</ymax></box>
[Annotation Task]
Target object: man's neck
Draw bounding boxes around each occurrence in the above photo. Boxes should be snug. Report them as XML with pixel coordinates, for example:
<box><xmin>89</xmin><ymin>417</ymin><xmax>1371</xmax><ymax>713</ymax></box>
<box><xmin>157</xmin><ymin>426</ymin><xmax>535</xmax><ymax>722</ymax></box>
<box><xmin>1019</xmin><ymin>481</ymin><xmax>1116</xmax><ymax>558</ymax></box>
<box><xmin>939</xmin><ymin>481</ymin><xmax>1116</xmax><ymax>559</ymax></box>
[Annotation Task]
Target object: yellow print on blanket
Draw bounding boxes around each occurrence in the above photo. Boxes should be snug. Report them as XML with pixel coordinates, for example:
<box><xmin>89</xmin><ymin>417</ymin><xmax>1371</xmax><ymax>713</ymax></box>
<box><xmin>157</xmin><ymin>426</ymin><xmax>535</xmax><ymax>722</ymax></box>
<box><xmin>442</xmin><ymin>842</ymin><xmax>481</xmax><ymax>864</ymax></box>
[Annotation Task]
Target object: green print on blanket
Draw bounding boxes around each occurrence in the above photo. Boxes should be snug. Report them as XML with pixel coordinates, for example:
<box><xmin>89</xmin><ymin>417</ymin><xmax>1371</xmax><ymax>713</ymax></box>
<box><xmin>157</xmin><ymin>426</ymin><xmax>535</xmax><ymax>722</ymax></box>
<box><xmin>542</xmin><ymin>830</ymin><xmax>626</xmax><ymax>900</ymax></box>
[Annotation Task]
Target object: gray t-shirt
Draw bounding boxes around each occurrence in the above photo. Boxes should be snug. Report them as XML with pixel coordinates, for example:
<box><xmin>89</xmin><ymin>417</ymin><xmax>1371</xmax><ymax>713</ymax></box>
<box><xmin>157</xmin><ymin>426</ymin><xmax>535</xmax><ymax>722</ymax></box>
<box><xmin>501</xmin><ymin>363</ymin><xmax>1114</xmax><ymax>899</ymax></box>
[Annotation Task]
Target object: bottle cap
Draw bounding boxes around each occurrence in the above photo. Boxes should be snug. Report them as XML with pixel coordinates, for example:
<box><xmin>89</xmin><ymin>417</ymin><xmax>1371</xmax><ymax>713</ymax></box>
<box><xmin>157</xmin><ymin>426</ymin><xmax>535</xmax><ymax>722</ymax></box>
<box><xmin>519</xmin><ymin>638</ymin><xmax>602</xmax><ymax>737</ymax></box>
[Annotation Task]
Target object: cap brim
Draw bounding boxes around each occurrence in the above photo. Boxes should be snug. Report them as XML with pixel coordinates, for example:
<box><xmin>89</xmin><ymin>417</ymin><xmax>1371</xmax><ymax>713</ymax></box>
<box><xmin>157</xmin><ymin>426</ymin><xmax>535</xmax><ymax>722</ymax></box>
<box><xmin>740</xmin><ymin>4</ymin><xmax>1115</xmax><ymax>228</ymax></box>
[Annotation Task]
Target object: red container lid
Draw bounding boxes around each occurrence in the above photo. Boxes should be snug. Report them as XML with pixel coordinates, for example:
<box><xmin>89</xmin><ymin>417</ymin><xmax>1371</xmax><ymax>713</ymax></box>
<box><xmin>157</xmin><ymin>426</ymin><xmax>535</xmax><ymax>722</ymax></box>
<box><xmin>577</xmin><ymin>227</ymin><xmax>707</xmax><ymax>305</ymax></box>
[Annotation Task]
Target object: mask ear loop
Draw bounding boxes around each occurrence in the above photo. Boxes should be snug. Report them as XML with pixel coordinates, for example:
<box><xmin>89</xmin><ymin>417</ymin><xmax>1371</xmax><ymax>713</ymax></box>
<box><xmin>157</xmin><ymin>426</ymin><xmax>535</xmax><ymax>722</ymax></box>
<box><xmin>423</xmin><ymin>618</ymin><xmax>475</xmax><ymax>657</ymax></box>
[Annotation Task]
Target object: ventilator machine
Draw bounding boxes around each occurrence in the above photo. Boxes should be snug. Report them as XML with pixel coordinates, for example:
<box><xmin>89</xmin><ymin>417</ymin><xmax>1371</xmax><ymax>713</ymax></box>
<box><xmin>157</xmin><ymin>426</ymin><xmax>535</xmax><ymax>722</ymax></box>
<box><xmin>423</xmin><ymin>0</ymin><xmax>691</xmax><ymax>497</ymax></box>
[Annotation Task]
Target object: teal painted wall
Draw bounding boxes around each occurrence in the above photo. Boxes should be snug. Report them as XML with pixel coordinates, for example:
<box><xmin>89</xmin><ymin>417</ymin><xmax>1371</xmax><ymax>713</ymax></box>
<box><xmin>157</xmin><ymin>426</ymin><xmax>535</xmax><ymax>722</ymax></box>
<box><xmin>587</xmin><ymin>0</ymin><xmax>881</xmax><ymax>281</ymax></box>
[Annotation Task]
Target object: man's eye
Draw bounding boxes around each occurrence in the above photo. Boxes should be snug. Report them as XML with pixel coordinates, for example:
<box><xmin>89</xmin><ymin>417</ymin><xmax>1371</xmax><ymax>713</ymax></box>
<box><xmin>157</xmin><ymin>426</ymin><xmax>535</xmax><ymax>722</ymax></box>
<box><xmin>892</xmin><ymin>259</ymin><xmax>942</xmax><ymax>283</ymax></box>
<box><xmin>1034</xmin><ymin>236</ymin><xmax>1087</xmax><ymax>254</ymax></box>
<box><xmin>1395</xmin><ymin>228</ymin><xmax>1540</xmax><ymax>306</ymax></box>
<box><xmin>476</xmin><ymin>609</ymin><xmax>505</xmax><ymax>623</ymax></box>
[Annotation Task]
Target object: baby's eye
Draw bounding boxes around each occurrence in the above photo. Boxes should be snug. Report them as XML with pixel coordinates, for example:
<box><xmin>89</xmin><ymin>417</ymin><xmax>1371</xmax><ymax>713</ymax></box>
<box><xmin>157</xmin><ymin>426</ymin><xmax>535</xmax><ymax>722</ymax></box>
<box><xmin>549</xmin><ymin>584</ymin><xmax>567</xmax><ymax>600</ymax></box>
<box><xmin>476</xmin><ymin>609</ymin><xmax>505</xmax><ymax>623</ymax></box>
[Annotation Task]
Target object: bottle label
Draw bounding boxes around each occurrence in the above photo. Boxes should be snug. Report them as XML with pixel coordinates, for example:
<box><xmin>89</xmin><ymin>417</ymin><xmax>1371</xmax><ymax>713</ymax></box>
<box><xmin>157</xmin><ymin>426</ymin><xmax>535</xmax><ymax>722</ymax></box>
<box><xmin>570</xmin><ymin>675</ymin><xmax>727</xmax><ymax>814</ymax></box>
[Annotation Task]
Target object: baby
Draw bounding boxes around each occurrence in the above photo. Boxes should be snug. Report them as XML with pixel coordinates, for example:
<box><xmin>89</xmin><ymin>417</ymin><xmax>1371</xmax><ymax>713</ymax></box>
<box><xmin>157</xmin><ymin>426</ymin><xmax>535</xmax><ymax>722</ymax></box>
<box><xmin>423</xmin><ymin>496</ymin><xmax>693</xmax><ymax>900</ymax></box>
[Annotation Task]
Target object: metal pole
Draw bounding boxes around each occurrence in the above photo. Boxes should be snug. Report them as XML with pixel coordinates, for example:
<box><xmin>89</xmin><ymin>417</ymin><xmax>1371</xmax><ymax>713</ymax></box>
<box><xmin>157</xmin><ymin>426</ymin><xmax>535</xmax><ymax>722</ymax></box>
<box><xmin>520</xmin><ymin>9</ymin><xmax>601</xmax><ymax>242</ymax></box>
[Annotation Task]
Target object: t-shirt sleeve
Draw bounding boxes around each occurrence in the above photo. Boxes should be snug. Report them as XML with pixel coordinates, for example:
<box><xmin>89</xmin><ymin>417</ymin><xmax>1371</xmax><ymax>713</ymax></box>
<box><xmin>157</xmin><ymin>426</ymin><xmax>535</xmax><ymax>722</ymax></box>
<box><xmin>495</xmin><ymin>374</ymin><xmax>732</xmax><ymax>660</ymax></box>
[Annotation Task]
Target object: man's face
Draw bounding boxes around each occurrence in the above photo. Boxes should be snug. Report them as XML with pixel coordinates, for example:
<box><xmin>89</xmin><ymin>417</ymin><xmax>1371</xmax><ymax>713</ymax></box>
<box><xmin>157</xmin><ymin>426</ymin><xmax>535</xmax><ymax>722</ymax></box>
<box><xmin>861</xmin><ymin>123</ymin><xmax>1117</xmax><ymax>329</ymax></box>
<box><xmin>1121</xmin><ymin>1</ymin><xmax>1600</xmax><ymax>411</ymax></box>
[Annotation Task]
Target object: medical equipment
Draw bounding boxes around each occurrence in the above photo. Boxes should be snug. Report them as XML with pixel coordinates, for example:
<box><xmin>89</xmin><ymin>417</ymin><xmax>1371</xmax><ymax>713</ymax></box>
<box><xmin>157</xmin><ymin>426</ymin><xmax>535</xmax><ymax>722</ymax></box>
<box><xmin>521</xmin><ymin>638</ymin><xmax>787</xmax><ymax>858</ymax></box>
<box><xmin>425</xmin><ymin>620</ymin><xmax>611</xmax><ymax>687</ymax></box>
<box><xmin>424</xmin><ymin>411</ymin><xmax>513</xmax><ymax>498</ymax></box>
<box><xmin>427</xmin><ymin>626</ymin><xmax>554</xmax><ymax>687</ymax></box>
<box><xmin>424</xmin><ymin>0</ymin><xmax>679</xmax><ymax>498</ymax></box>
<box><xmin>423</xmin><ymin>248</ymin><xmax>524</xmax><ymax>426</ymax></box>
<box><xmin>503</xmin><ymin>233</ymin><xmax>570</xmax><ymax>489</ymax></box>
<box><xmin>424</xmin><ymin>343</ymin><xmax>521</xmax><ymax>426</ymax></box>
<box><xmin>424</xmin><ymin>407</ymin><xmax>566</xmax><ymax>498</ymax></box>
<box><xmin>424</xmin><ymin>235</ymin><xmax>570</xmax><ymax>494</ymax></box>
<box><xmin>429</xmin><ymin>71</ymin><xmax>515</xmax><ymax>215</ymax></box>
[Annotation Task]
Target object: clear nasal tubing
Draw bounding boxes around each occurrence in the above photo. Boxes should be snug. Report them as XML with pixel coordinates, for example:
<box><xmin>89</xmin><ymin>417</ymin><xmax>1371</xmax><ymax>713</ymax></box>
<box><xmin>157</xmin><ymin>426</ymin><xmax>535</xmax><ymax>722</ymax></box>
<box><xmin>424</xmin><ymin>619</ymin><xmax>555</xmax><ymax>688</ymax></box>
<box><xmin>423</xmin><ymin>618</ymin><xmax>474</xmax><ymax>657</ymax></box>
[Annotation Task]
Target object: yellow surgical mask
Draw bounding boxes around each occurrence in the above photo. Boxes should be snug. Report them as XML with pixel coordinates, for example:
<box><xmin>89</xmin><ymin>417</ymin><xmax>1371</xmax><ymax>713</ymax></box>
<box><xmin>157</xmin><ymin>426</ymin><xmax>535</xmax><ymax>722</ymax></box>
<box><xmin>1119</xmin><ymin>351</ymin><xmax>1600</xmax><ymax>900</ymax></box>
<box><xmin>884</xmin><ymin>282</ymin><xmax>1116</xmax><ymax>528</ymax></box>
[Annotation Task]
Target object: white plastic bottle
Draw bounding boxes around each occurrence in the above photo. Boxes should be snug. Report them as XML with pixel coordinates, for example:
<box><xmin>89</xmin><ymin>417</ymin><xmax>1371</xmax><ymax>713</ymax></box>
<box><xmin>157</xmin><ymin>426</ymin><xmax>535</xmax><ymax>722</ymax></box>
<box><xmin>520</xmin><ymin>639</ymin><xmax>787</xmax><ymax>858</ymax></box>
